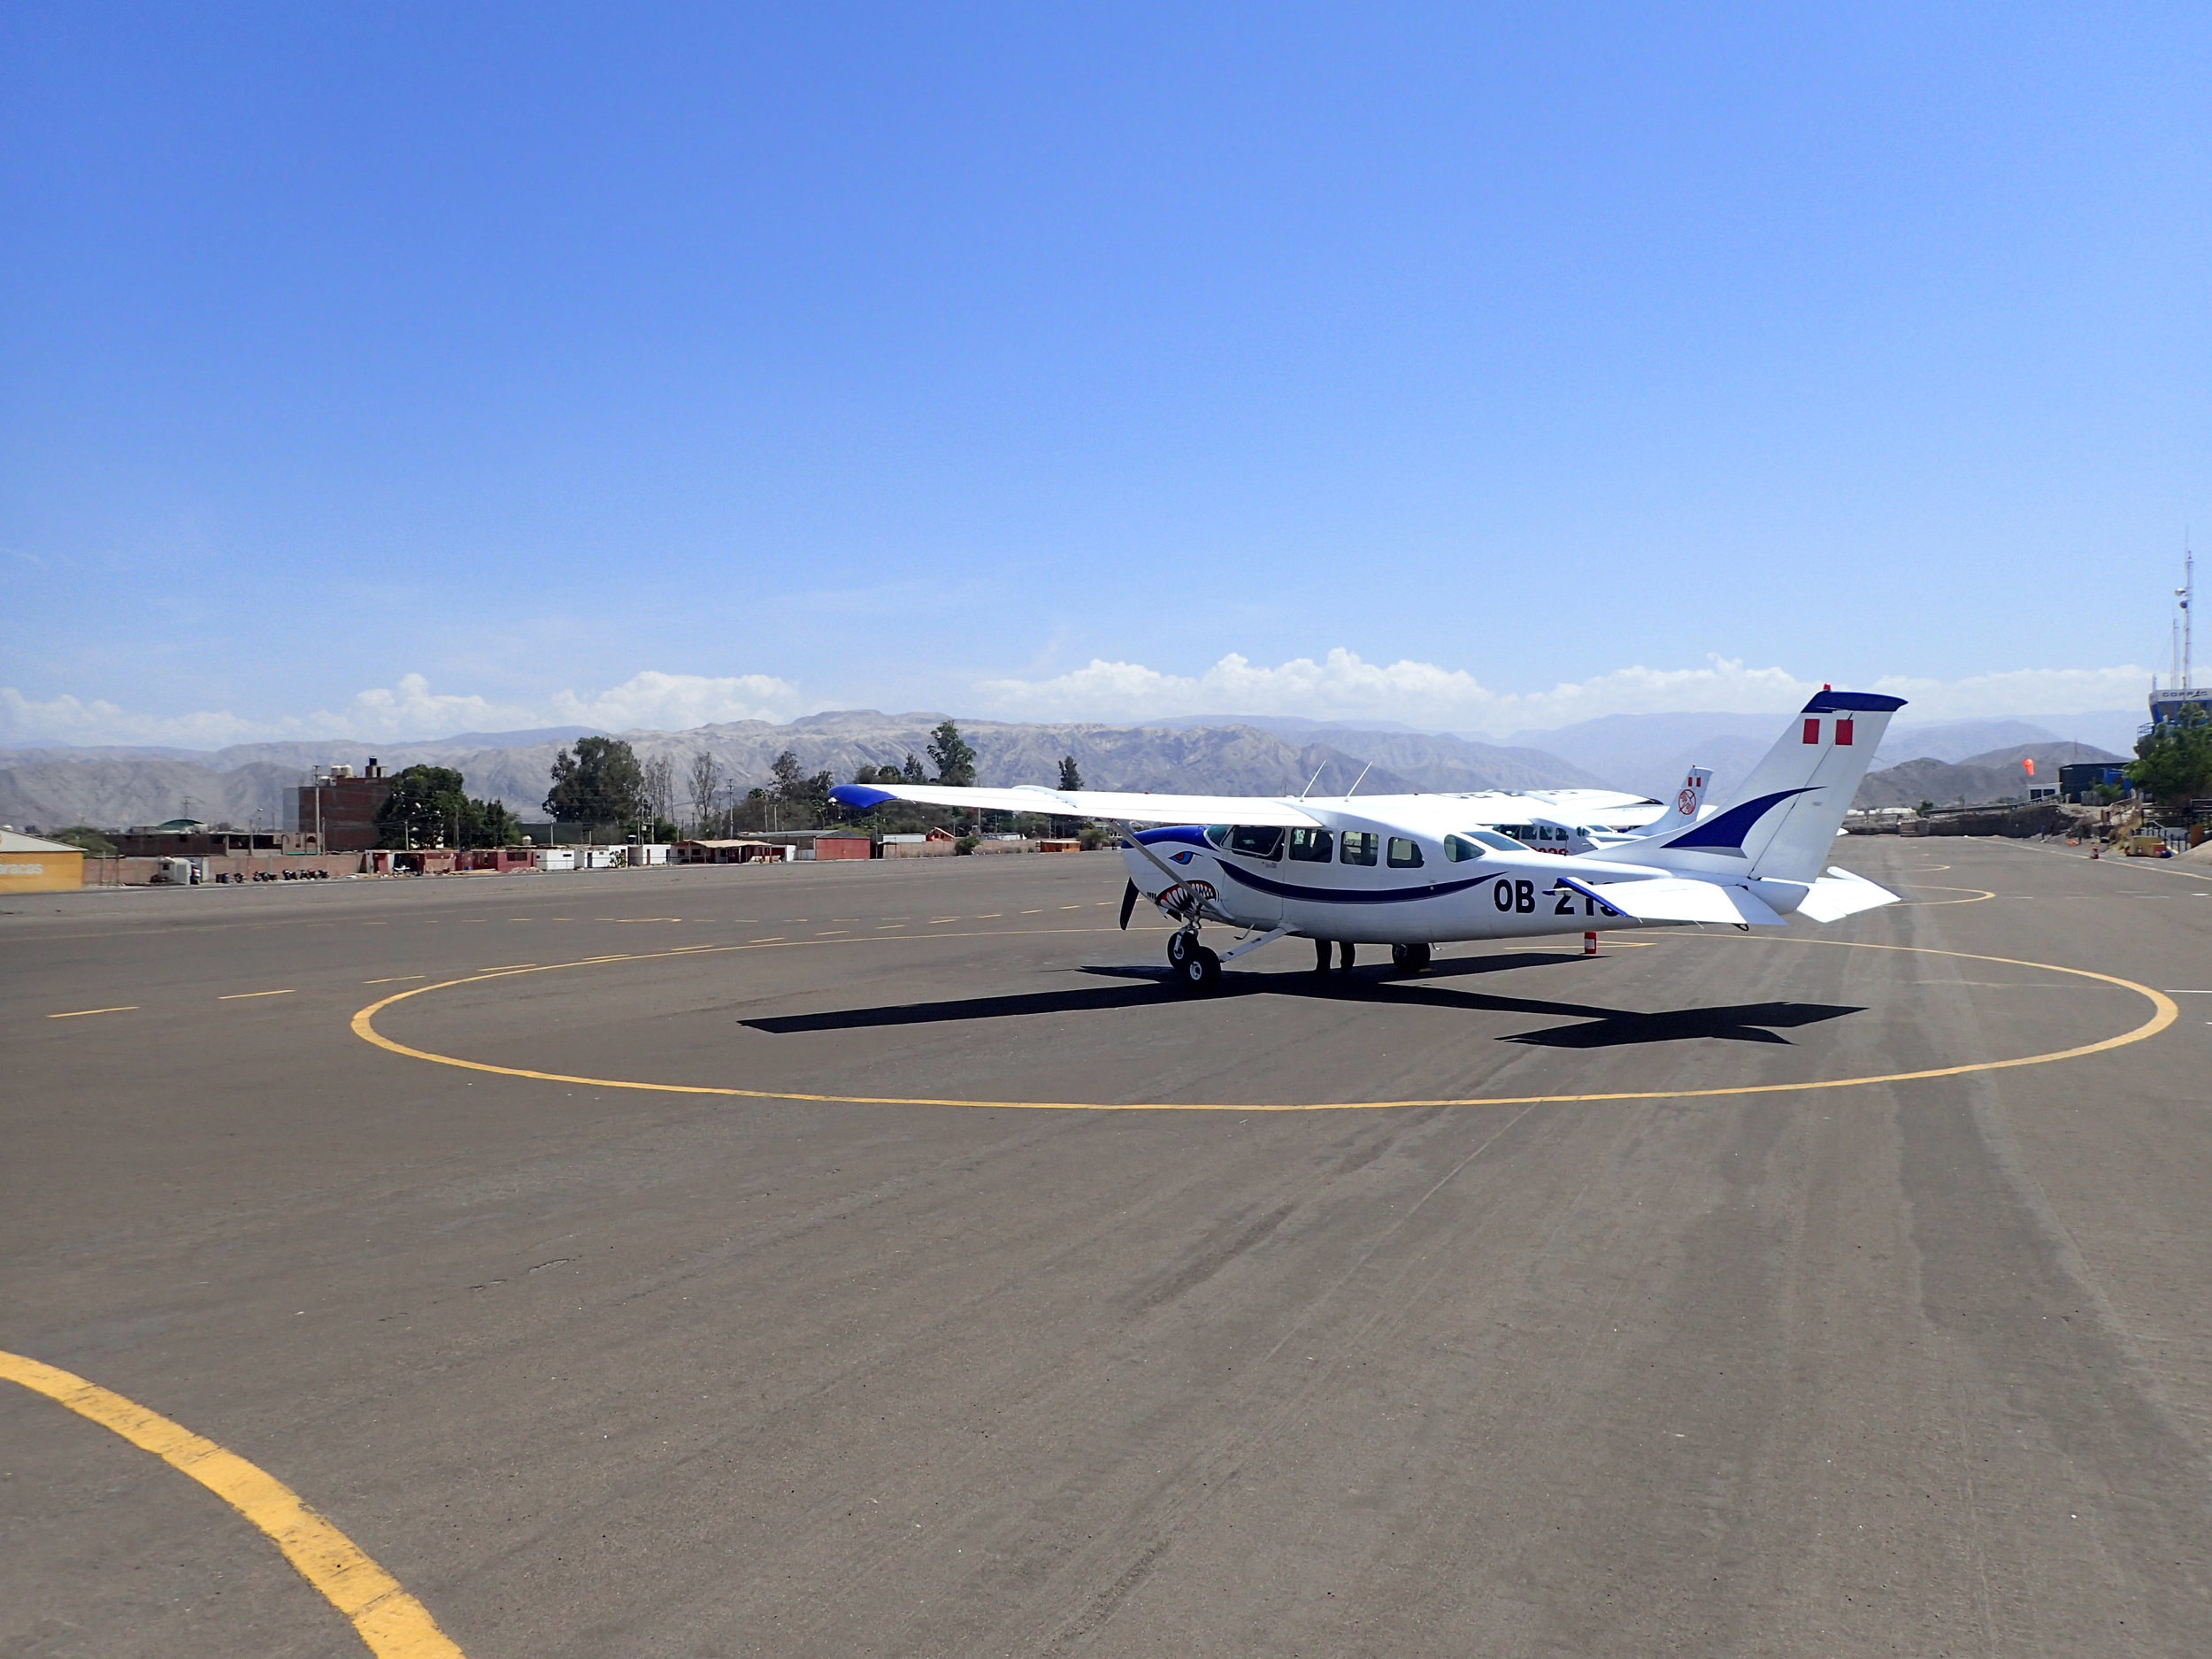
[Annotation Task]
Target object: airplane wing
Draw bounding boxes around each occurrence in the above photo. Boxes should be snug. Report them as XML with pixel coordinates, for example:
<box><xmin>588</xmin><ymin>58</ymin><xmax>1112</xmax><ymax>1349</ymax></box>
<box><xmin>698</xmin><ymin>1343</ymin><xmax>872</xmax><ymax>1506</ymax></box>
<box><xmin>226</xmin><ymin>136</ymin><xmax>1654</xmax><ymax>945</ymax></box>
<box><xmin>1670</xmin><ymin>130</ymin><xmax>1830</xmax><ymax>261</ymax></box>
<box><xmin>1553</xmin><ymin>872</ymin><xmax>1786</xmax><ymax>927</ymax></box>
<box><xmin>1791</xmin><ymin>866</ymin><xmax>1901</xmax><ymax>923</ymax></box>
<box><xmin>827</xmin><ymin>781</ymin><xmax>1324</xmax><ymax>827</ymax></box>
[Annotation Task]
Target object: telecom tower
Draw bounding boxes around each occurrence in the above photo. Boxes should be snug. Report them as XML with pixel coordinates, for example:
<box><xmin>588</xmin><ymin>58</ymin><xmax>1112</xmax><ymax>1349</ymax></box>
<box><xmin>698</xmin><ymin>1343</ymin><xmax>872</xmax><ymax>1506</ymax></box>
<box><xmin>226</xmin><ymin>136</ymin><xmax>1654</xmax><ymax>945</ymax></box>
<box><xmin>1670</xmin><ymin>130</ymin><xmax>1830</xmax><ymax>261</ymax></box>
<box><xmin>2148</xmin><ymin>545</ymin><xmax>2206</xmax><ymax>730</ymax></box>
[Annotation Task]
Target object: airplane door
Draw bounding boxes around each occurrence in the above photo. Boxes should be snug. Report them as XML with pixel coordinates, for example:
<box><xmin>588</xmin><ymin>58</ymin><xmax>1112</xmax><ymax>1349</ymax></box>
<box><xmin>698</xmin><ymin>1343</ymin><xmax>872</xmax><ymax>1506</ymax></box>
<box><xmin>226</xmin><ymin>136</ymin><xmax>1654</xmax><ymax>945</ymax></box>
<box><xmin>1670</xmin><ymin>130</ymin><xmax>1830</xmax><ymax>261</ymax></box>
<box><xmin>1223</xmin><ymin>825</ymin><xmax>1286</xmax><ymax>927</ymax></box>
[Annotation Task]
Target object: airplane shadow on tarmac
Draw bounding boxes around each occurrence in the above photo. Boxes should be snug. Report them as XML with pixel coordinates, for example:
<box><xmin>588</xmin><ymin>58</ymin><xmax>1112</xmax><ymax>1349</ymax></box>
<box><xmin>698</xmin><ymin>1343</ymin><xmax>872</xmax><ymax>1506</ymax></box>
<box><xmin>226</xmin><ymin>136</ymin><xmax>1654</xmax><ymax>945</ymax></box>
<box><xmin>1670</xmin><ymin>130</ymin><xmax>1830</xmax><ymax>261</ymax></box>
<box><xmin>740</xmin><ymin>951</ymin><xmax>1863</xmax><ymax>1049</ymax></box>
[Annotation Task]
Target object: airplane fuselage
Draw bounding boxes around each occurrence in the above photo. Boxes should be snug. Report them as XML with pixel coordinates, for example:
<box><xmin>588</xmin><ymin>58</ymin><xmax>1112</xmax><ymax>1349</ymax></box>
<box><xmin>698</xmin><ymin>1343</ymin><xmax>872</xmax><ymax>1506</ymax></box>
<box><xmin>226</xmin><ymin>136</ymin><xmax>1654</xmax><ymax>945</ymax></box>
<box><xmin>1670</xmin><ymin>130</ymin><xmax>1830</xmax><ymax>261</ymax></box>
<box><xmin>1121</xmin><ymin>811</ymin><xmax>1769</xmax><ymax>947</ymax></box>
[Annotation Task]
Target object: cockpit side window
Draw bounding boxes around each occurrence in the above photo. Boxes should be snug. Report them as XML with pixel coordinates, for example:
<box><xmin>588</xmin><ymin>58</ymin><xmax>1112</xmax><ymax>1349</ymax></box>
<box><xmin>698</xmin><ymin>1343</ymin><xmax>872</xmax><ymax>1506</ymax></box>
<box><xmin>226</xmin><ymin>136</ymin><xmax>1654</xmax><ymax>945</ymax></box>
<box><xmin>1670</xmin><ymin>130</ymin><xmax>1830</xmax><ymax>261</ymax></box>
<box><xmin>1287</xmin><ymin>826</ymin><xmax>1333</xmax><ymax>862</ymax></box>
<box><xmin>1228</xmin><ymin>825</ymin><xmax>1285</xmax><ymax>858</ymax></box>
<box><xmin>1339</xmin><ymin>830</ymin><xmax>1379</xmax><ymax>866</ymax></box>
<box><xmin>1444</xmin><ymin>833</ymin><xmax>1483</xmax><ymax>862</ymax></box>
<box><xmin>1455</xmin><ymin>828</ymin><xmax>1528</xmax><ymax>853</ymax></box>
<box><xmin>1386</xmin><ymin>836</ymin><xmax>1424</xmax><ymax>869</ymax></box>
<box><xmin>1204</xmin><ymin>825</ymin><xmax>1230</xmax><ymax>848</ymax></box>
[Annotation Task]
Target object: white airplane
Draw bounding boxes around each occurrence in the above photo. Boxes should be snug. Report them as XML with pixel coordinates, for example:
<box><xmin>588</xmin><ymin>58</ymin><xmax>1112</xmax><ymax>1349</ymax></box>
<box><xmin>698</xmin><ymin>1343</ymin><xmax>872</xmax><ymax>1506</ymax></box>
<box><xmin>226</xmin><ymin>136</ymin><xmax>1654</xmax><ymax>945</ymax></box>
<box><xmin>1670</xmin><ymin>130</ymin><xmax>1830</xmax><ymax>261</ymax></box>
<box><xmin>829</xmin><ymin>692</ymin><xmax>1903</xmax><ymax>992</ymax></box>
<box><xmin>1472</xmin><ymin>766</ymin><xmax>1714</xmax><ymax>855</ymax></box>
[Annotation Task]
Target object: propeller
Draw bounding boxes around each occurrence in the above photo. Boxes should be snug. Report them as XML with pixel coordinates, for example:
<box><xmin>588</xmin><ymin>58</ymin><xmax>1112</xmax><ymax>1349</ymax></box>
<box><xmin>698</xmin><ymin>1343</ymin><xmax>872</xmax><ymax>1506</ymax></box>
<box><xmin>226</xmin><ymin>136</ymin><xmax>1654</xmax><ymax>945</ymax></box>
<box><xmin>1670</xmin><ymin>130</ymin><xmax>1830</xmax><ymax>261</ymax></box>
<box><xmin>1119</xmin><ymin>879</ymin><xmax>1139</xmax><ymax>930</ymax></box>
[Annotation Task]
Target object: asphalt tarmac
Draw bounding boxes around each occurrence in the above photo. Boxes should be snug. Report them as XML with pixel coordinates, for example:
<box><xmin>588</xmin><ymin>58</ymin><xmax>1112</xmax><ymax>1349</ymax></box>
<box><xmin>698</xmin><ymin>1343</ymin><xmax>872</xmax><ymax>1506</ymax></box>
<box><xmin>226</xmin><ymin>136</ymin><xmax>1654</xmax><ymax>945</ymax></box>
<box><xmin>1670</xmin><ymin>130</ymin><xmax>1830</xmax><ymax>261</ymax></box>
<box><xmin>4</xmin><ymin>838</ymin><xmax>2209</xmax><ymax>1657</ymax></box>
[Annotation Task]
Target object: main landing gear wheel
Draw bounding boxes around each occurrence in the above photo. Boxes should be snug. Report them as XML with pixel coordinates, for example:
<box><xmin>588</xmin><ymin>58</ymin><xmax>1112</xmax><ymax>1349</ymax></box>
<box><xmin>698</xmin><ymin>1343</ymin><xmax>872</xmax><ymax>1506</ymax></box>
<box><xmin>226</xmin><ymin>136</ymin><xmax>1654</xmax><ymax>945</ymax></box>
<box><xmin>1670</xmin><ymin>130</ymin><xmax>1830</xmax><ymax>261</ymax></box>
<box><xmin>1174</xmin><ymin>945</ymin><xmax>1222</xmax><ymax>994</ymax></box>
<box><xmin>1390</xmin><ymin>942</ymin><xmax>1432</xmax><ymax>975</ymax></box>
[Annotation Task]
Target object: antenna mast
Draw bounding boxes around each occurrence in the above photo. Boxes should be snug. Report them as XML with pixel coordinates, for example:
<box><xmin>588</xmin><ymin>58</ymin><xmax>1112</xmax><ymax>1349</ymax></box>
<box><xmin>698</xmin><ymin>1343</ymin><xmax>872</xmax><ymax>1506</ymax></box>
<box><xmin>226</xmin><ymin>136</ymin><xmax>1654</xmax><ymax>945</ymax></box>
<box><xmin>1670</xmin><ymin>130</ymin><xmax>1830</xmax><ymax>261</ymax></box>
<box><xmin>2182</xmin><ymin>542</ymin><xmax>2195</xmax><ymax>692</ymax></box>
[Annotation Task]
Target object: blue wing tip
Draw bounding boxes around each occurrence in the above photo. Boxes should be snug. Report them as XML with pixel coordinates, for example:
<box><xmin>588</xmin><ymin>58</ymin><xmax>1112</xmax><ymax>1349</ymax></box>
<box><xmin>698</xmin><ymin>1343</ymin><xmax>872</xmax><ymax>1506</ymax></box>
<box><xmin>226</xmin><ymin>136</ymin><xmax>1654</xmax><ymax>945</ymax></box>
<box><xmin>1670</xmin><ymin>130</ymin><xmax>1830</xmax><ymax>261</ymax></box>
<box><xmin>829</xmin><ymin>784</ymin><xmax>897</xmax><ymax>810</ymax></box>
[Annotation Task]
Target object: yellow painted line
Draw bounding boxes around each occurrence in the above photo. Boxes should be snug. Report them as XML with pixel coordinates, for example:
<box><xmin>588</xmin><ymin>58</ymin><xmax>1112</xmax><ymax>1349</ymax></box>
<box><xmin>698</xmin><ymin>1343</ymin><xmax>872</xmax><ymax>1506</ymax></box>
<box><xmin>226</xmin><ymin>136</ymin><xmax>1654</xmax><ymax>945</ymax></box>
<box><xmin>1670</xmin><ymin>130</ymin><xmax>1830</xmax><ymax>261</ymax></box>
<box><xmin>475</xmin><ymin>963</ymin><xmax>536</xmax><ymax>972</ymax></box>
<box><xmin>0</xmin><ymin>1349</ymin><xmax>465</xmax><ymax>1657</ymax></box>
<box><xmin>1894</xmin><ymin>882</ymin><xmax>1998</xmax><ymax>906</ymax></box>
<box><xmin>363</xmin><ymin>976</ymin><xmax>425</xmax><ymax>986</ymax></box>
<box><xmin>1020</xmin><ymin>909</ymin><xmax>1044</xmax><ymax>914</ymax></box>
<box><xmin>750</xmin><ymin>936</ymin><xmax>784</xmax><ymax>943</ymax></box>
<box><xmin>47</xmin><ymin>1005</ymin><xmax>137</xmax><ymax>1018</ymax></box>
<box><xmin>350</xmin><ymin>934</ymin><xmax>2177</xmax><ymax>1114</ymax></box>
<box><xmin>876</xmin><ymin>922</ymin><xmax>905</xmax><ymax>928</ymax></box>
<box><xmin>975</xmin><ymin>912</ymin><xmax>1002</xmax><ymax>918</ymax></box>
<box><xmin>219</xmin><ymin>988</ymin><xmax>296</xmax><ymax>1001</ymax></box>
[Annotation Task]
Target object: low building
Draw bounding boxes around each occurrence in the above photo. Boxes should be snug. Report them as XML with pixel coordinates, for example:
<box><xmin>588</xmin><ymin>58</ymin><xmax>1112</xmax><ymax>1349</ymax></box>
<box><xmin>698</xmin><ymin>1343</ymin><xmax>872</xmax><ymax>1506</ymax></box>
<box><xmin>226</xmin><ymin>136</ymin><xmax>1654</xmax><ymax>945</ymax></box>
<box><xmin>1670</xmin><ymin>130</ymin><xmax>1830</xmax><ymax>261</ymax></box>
<box><xmin>111</xmin><ymin>826</ymin><xmax>321</xmax><ymax>858</ymax></box>
<box><xmin>880</xmin><ymin>829</ymin><xmax>956</xmax><ymax>858</ymax></box>
<box><xmin>2059</xmin><ymin>762</ymin><xmax>2129</xmax><ymax>803</ymax></box>
<box><xmin>672</xmin><ymin>839</ymin><xmax>787</xmax><ymax>864</ymax></box>
<box><xmin>0</xmin><ymin>829</ymin><xmax>85</xmax><ymax>893</ymax></box>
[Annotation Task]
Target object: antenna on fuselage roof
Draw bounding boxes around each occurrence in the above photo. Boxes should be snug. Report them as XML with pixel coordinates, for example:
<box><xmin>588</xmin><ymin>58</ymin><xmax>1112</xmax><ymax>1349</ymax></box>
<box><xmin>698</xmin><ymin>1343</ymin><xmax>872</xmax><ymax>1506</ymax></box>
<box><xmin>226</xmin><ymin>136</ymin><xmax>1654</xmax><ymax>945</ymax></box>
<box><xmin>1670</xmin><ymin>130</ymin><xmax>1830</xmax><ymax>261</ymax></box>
<box><xmin>1298</xmin><ymin>762</ymin><xmax>1326</xmax><ymax>800</ymax></box>
<box><xmin>1346</xmin><ymin>761</ymin><xmax>1373</xmax><ymax>798</ymax></box>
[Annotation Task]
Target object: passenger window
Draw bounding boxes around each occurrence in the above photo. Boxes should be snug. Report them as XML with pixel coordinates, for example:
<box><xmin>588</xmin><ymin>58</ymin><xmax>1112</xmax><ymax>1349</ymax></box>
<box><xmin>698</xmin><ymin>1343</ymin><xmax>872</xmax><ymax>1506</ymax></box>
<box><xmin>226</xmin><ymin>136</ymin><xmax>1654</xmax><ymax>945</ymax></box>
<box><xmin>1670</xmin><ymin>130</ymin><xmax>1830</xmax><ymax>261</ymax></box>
<box><xmin>1287</xmin><ymin>826</ymin><xmax>1333</xmax><ymax>862</ymax></box>
<box><xmin>1228</xmin><ymin>825</ymin><xmax>1285</xmax><ymax>858</ymax></box>
<box><xmin>1204</xmin><ymin>825</ymin><xmax>1229</xmax><ymax>848</ymax></box>
<box><xmin>1340</xmin><ymin>831</ymin><xmax>1379</xmax><ymax>866</ymax></box>
<box><xmin>1387</xmin><ymin>836</ymin><xmax>1424</xmax><ymax>868</ymax></box>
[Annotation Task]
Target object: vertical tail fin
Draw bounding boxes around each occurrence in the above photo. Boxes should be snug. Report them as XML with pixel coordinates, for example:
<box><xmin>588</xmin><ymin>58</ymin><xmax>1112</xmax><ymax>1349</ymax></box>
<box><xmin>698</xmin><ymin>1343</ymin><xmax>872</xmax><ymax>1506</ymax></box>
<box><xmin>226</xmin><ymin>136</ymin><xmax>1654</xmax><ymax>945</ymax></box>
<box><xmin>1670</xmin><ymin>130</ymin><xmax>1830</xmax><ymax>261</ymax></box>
<box><xmin>1631</xmin><ymin>765</ymin><xmax>1712</xmax><ymax>838</ymax></box>
<box><xmin>1601</xmin><ymin>691</ymin><xmax>1904</xmax><ymax>884</ymax></box>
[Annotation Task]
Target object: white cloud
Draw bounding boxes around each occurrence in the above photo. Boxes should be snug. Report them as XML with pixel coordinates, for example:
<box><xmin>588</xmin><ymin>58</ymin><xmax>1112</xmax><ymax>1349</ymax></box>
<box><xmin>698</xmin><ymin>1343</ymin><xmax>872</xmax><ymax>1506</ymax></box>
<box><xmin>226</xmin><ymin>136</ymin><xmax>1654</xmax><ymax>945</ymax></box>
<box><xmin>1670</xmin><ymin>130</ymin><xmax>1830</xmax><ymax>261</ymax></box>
<box><xmin>974</xmin><ymin>649</ymin><xmax>2157</xmax><ymax>733</ymax></box>
<box><xmin>546</xmin><ymin>671</ymin><xmax>803</xmax><ymax>731</ymax></box>
<box><xmin>0</xmin><ymin>670</ymin><xmax>807</xmax><ymax>749</ymax></box>
<box><xmin>0</xmin><ymin>687</ymin><xmax>277</xmax><ymax>748</ymax></box>
<box><xmin>1863</xmin><ymin>665</ymin><xmax>2153</xmax><ymax>723</ymax></box>
<box><xmin>4</xmin><ymin>655</ymin><xmax>2159</xmax><ymax>749</ymax></box>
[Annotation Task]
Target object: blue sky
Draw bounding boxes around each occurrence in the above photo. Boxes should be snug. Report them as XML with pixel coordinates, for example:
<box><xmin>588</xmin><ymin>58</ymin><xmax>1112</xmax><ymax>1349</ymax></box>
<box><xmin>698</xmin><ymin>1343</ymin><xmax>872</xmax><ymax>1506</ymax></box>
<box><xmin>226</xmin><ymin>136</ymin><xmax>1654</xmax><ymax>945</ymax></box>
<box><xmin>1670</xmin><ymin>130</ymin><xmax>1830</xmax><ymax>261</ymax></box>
<box><xmin>3</xmin><ymin>4</ymin><xmax>2206</xmax><ymax>745</ymax></box>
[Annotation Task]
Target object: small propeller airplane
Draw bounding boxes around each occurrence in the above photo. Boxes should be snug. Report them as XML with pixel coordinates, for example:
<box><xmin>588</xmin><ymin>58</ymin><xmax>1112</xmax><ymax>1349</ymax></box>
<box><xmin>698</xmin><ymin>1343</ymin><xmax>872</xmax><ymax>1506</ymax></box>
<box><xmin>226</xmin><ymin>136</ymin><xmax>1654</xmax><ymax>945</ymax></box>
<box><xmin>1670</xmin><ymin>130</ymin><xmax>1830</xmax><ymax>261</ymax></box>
<box><xmin>829</xmin><ymin>690</ymin><xmax>1904</xmax><ymax>993</ymax></box>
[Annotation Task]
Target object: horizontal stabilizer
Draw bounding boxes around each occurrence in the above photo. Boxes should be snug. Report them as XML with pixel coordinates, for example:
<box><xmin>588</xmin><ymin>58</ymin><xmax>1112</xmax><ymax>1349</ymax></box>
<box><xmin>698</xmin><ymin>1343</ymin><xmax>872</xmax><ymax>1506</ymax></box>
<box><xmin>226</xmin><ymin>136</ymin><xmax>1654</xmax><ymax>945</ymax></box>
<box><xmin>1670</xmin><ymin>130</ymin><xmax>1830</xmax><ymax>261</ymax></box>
<box><xmin>829</xmin><ymin>781</ymin><xmax>1323</xmax><ymax>827</ymax></box>
<box><xmin>1792</xmin><ymin>866</ymin><xmax>1901</xmax><ymax>923</ymax></box>
<box><xmin>1555</xmin><ymin>873</ymin><xmax>1786</xmax><ymax>927</ymax></box>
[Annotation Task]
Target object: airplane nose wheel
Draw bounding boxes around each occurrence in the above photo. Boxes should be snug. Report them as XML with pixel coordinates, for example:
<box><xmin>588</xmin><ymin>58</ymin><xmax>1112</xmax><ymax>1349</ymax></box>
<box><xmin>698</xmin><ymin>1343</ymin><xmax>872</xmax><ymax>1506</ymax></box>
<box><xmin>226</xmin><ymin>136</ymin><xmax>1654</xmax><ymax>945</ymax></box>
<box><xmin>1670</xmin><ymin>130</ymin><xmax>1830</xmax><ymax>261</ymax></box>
<box><xmin>1167</xmin><ymin>930</ymin><xmax>1221</xmax><ymax>993</ymax></box>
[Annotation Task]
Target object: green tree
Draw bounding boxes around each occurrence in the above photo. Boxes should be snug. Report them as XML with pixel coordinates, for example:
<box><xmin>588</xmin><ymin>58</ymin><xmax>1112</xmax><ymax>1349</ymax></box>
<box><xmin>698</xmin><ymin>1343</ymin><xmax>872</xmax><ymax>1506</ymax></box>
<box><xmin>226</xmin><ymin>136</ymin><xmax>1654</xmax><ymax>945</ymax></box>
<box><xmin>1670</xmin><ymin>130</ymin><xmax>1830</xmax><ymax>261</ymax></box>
<box><xmin>476</xmin><ymin>800</ymin><xmax>523</xmax><ymax>847</ymax></box>
<box><xmin>48</xmin><ymin>825</ymin><xmax>119</xmax><ymax>856</ymax></box>
<box><xmin>543</xmin><ymin>736</ymin><xmax>649</xmax><ymax>829</ymax></box>
<box><xmin>769</xmin><ymin>749</ymin><xmax>808</xmax><ymax>803</ymax></box>
<box><xmin>2128</xmin><ymin>707</ymin><xmax>2212</xmax><ymax>806</ymax></box>
<box><xmin>901</xmin><ymin>753</ymin><xmax>926</xmax><ymax>783</ymax></box>
<box><xmin>1057</xmin><ymin>754</ymin><xmax>1083</xmax><ymax>791</ymax></box>
<box><xmin>928</xmin><ymin>719</ymin><xmax>977</xmax><ymax>787</ymax></box>
<box><xmin>376</xmin><ymin>766</ymin><xmax>520</xmax><ymax>849</ymax></box>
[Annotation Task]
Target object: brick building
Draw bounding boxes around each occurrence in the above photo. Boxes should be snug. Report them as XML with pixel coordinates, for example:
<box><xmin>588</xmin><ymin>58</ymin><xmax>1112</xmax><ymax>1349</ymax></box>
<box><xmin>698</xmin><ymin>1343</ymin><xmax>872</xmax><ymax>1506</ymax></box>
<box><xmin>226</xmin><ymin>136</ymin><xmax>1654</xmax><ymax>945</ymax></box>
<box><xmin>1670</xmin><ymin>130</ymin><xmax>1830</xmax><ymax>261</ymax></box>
<box><xmin>296</xmin><ymin>761</ymin><xmax>397</xmax><ymax>852</ymax></box>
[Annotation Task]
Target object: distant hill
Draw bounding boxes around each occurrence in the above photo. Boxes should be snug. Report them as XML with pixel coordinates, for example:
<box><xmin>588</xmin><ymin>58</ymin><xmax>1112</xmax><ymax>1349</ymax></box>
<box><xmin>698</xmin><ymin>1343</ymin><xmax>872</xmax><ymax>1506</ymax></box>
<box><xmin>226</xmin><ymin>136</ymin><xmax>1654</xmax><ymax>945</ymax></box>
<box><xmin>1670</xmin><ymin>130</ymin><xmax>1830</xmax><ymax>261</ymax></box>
<box><xmin>1502</xmin><ymin>709</ymin><xmax>2146</xmax><ymax>803</ymax></box>
<box><xmin>0</xmin><ymin>712</ymin><xmax>1598</xmax><ymax>831</ymax></box>
<box><xmin>1852</xmin><ymin>742</ymin><xmax>2124</xmax><ymax>810</ymax></box>
<box><xmin>1506</xmin><ymin>713</ymin><xmax>1803</xmax><ymax>803</ymax></box>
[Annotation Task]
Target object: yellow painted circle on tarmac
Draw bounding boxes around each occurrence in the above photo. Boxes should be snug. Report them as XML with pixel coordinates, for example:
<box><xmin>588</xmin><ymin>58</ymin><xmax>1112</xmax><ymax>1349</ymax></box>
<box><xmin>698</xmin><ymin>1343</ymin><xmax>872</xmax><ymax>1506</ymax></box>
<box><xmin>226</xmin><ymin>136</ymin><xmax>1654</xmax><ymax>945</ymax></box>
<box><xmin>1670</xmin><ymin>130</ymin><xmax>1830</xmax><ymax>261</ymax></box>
<box><xmin>350</xmin><ymin>926</ymin><xmax>2178</xmax><ymax>1112</ymax></box>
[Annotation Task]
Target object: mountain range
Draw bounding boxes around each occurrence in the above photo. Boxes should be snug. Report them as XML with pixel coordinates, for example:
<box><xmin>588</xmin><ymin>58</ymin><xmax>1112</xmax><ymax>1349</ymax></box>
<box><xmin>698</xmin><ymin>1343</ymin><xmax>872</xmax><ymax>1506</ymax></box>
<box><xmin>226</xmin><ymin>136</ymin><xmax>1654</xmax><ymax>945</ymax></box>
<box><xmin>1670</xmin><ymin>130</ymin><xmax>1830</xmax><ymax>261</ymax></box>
<box><xmin>0</xmin><ymin>715</ymin><xmax>1604</xmax><ymax>832</ymax></box>
<box><xmin>0</xmin><ymin>709</ymin><xmax>2140</xmax><ymax>833</ymax></box>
